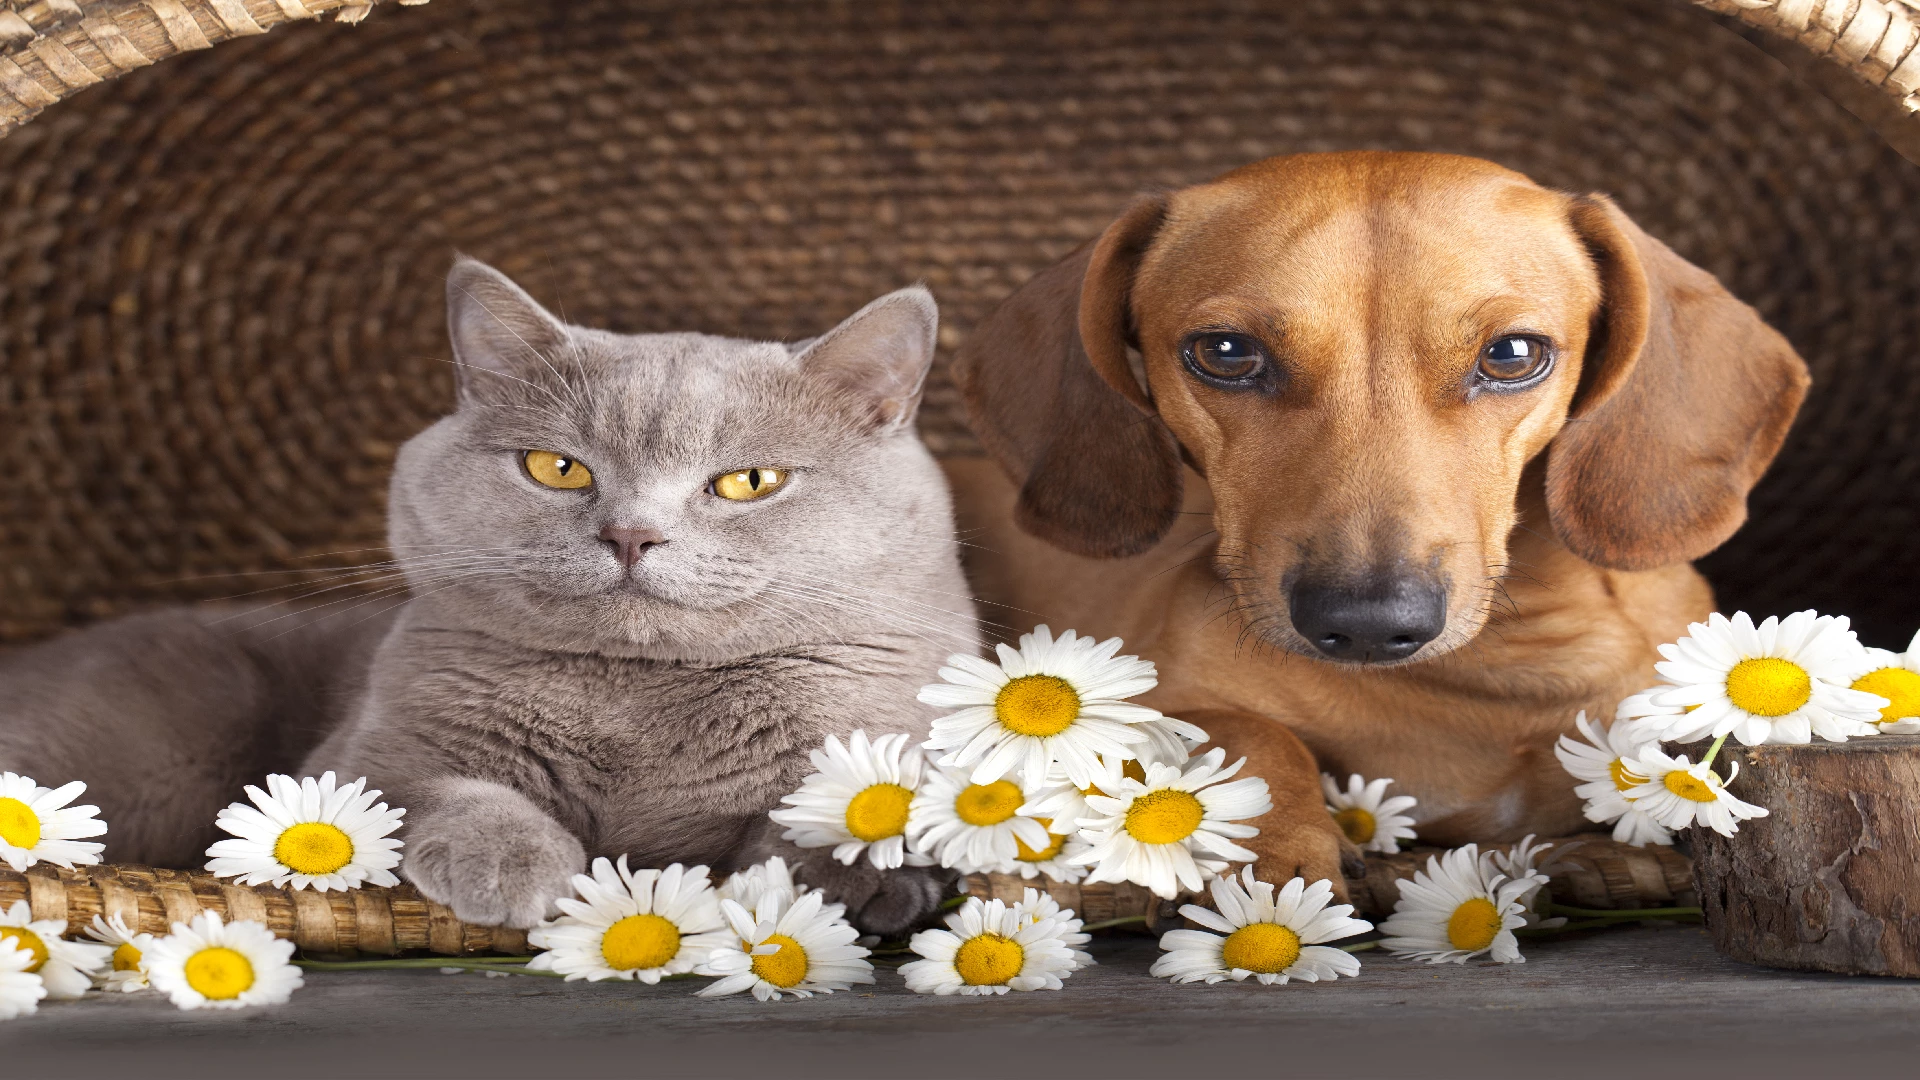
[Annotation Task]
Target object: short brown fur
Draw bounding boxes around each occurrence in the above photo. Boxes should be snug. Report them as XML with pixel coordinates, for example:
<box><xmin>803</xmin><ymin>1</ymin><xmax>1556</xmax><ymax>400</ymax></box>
<box><xmin>950</xmin><ymin>152</ymin><xmax>1808</xmax><ymax>892</ymax></box>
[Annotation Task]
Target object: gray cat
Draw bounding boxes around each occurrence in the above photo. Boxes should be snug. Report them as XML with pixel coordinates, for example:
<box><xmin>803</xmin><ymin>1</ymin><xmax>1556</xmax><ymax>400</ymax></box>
<box><xmin>0</xmin><ymin>258</ymin><xmax>977</xmax><ymax>934</ymax></box>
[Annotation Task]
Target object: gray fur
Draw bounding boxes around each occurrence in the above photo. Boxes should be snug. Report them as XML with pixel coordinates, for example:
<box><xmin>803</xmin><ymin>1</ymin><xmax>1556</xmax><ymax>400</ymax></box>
<box><xmin>0</xmin><ymin>259</ymin><xmax>977</xmax><ymax>934</ymax></box>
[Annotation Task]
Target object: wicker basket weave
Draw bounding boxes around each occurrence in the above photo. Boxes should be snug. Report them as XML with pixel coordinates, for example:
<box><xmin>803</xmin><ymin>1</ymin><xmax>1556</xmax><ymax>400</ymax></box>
<box><xmin>1</xmin><ymin>838</ymin><xmax>1690</xmax><ymax>956</ymax></box>
<box><xmin>1</xmin><ymin>0</ymin><xmax>1918</xmax><ymax>647</ymax></box>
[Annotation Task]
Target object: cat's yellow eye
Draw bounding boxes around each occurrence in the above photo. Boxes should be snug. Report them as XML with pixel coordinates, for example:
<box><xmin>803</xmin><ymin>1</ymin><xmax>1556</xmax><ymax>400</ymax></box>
<box><xmin>524</xmin><ymin>450</ymin><xmax>593</xmax><ymax>490</ymax></box>
<box><xmin>712</xmin><ymin>467</ymin><xmax>788</xmax><ymax>501</ymax></box>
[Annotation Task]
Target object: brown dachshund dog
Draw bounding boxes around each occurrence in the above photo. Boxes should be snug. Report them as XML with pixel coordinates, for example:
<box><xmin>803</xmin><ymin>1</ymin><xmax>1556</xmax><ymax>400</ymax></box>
<box><xmin>945</xmin><ymin>151</ymin><xmax>1808</xmax><ymax>893</ymax></box>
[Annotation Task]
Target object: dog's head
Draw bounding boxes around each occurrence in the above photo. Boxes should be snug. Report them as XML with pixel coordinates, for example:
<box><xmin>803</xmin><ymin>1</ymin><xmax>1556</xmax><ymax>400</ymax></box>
<box><xmin>956</xmin><ymin>152</ymin><xmax>1808</xmax><ymax>665</ymax></box>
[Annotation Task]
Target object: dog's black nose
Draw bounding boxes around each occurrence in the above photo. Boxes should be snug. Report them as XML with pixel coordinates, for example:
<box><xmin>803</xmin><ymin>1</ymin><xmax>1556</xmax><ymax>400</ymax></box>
<box><xmin>1289</xmin><ymin>576</ymin><xmax>1447</xmax><ymax>662</ymax></box>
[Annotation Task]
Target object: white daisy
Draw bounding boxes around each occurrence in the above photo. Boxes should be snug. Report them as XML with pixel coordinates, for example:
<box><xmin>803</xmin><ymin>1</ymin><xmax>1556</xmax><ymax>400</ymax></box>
<box><xmin>1014</xmin><ymin>888</ymin><xmax>1095</xmax><ymax>969</ymax></box>
<box><xmin>1628</xmin><ymin>611</ymin><xmax>1885</xmax><ymax>746</ymax></box>
<box><xmin>83</xmin><ymin>913</ymin><xmax>156</xmax><ymax>992</ymax></box>
<box><xmin>0</xmin><ymin>899</ymin><xmax>110</xmax><ymax>998</ymax></box>
<box><xmin>906</xmin><ymin>760</ymin><xmax>1054</xmax><ymax>873</ymax></box>
<box><xmin>918</xmin><ymin>625</ymin><xmax>1200</xmax><ymax>789</ymax></box>
<box><xmin>1152</xmin><ymin>866</ymin><xmax>1372</xmax><ymax>985</ymax></box>
<box><xmin>1132</xmin><ymin>716</ymin><xmax>1208</xmax><ymax>769</ymax></box>
<box><xmin>1378</xmin><ymin>845</ymin><xmax>1540</xmax><ymax>964</ymax></box>
<box><xmin>1002</xmin><ymin>814</ymin><xmax>1091</xmax><ymax>883</ymax></box>
<box><xmin>1017</xmin><ymin>754</ymin><xmax>1146</xmax><ymax>844</ymax></box>
<box><xmin>696</xmin><ymin>889</ymin><xmax>873</xmax><ymax>1001</ymax></box>
<box><xmin>1843</xmin><ymin>630</ymin><xmax>1920</xmax><ymax>734</ymax></box>
<box><xmin>0</xmin><ymin>939</ymin><xmax>46</xmax><ymax>1020</ymax></box>
<box><xmin>527</xmin><ymin>857</ymin><xmax>731</xmax><ymax>984</ymax></box>
<box><xmin>1621</xmin><ymin>747</ymin><xmax>1768</xmax><ymax>838</ymax></box>
<box><xmin>1554</xmin><ymin>710</ymin><xmax>1672</xmax><ymax>847</ymax></box>
<box><xmin>0</xmin><ymin>772</ymin><xmax>107</xmax><ymax>873</ymax></box>
<box><xmin>1487</xmin><ymin>835</ymin><xmax>1566</xmax><ymax>929</ymax></box>
<box><xmin>716</xmin><ymin>856</ymin><xmax>803</xmax><ymax>911</ymax></box>
<box><xmin>769</xmin><ymin>730</ymin><xmax>932</xmax><ymax>870</ymax></box>
<box><xmin>204</xmin><ymin>772</ymin><xmax>405</xmax><ymax>892</ymax></box>
<box><xmin>1320</xmin><ymin>773</ymin><xmax>1418</xmax><ymax>854</ymax></box>
<box><xmin>1070</xmin><ymin>748</ymin><xmax>1272</xmax><ymax>899</ymax></box>
<box><xmin>144</xmin><ymin>911</ymin><xmax>301</xmax><ymax>1011</ymax></box>
<box><xmin>900</xmin><ymin>895</ymin><xmax>1079</xmax><ymax>995</ymax></box>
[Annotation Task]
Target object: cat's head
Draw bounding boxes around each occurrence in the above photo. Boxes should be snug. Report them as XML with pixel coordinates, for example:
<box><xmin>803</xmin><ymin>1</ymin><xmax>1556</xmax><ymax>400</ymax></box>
<box><xmin>387</xmin><ymin>257</ymin><xmax>964</xmax><ymax>662</ymax></box>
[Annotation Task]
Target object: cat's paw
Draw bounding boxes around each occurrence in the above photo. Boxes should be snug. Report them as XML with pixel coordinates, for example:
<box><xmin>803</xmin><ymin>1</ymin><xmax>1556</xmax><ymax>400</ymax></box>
<box><xmin>796</xmin><ymin>856</ymin><xmax>953</xmax><ymax>937</ymax></box>
<box><xmin>403</xmin><ymin>783</ymin><xmax>586</xmax><ymax>928</ymax></box>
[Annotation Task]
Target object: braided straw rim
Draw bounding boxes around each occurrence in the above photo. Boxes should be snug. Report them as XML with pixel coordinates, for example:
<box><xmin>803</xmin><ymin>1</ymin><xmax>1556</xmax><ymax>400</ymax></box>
<box><xmin>964</xmin><ymin>837</ymin><xmax>1697</xmax><ymax>928</ymax></box>
<box><xmin>0</xmin><ymin>836</ymin><xmax>1694</xmax><ymax>958</ymax></box>
<box><xmin>0</xmin><ymin>0</ymin><xmax>429</xmax><ymax>138</ymax></box>
<box><xmin>0</xmin><ymin>1</ymin><xmax>1916</xmax><ymax>141</ymax></box>
<box><xmin>1699</xmin><ymin>0</ymin><xmax>1920</xmax><ymax>112</ymax></box>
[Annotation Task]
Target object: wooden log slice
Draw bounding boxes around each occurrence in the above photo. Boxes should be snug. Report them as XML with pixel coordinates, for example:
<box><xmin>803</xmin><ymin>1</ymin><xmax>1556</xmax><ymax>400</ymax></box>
<box><xmin>1691</xmin><ymin>735</ymin><xmax>1920</xmax><ymax>977</ymax></box>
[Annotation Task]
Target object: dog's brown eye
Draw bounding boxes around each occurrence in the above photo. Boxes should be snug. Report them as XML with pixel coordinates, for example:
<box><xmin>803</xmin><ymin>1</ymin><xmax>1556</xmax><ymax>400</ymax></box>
<box><xmin>1478</xmin><ymin>336</ymin><xmax>1552</xmax><ymax>384</ymax></box>
<box><xmin>1184</xmin><ymin>332</ymin><xmax>1268</xmax><ymax>383</ymax></box>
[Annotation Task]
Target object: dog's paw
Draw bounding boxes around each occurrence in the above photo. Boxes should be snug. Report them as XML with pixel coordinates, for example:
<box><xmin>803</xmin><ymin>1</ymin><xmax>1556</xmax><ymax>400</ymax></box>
<box><xmin>794</xmin><ymin>855</ymin><xmax>953</xmax><ymax>937</ymax></box>
<box><xmin>1244</xmin><ymin>818</ymin><xmax>1355</xmax><ymax>903</ymax></box>
<box><xmin>403</xmin><ymin>785</ymin><xmax>586</xmax><ymax>928</ymax></box>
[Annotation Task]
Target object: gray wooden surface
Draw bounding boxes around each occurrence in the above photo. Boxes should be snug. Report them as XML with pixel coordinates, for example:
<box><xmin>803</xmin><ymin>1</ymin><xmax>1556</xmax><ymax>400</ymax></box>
<box><xmin>4</xmin><ymin>926</ymin><xmax>1915</xmax><ymax>1078</ymax></box>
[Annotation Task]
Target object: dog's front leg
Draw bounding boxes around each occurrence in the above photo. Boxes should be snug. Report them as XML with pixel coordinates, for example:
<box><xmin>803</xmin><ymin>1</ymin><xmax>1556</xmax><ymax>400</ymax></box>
<box><xmin>1184</xmin><ymin>709</ymin><xmax>1361</xmax><ymax>900</ymax></box>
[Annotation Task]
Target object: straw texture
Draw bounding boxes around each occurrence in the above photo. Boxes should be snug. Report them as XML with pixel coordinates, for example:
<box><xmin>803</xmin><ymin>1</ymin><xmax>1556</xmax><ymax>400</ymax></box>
<box><xmin>0</xmin><ymin>862</ymin><xmax>527</xmax><ymax>956</ymax></box>
<box><xmin>0</xmin><ymin>837</ymin><xmax>1688</xmax><ymax>957</ymax></box>
<box><xmin>0</xmin><ymin>0</ymin><xmax>1917</xmax><ymax>648</ymax></box>
<box><xmin>962</xmin><ymin>837</ymin><xmax>1697</xmax><ymax>922</ymax></box>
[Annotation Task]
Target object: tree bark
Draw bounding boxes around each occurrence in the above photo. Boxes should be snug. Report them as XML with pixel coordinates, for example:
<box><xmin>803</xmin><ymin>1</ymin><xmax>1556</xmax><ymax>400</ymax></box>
<box><xmin>1692</xmin><ymin>734</ymin><xmax>1920</xmax><ymax>977</ymax></box>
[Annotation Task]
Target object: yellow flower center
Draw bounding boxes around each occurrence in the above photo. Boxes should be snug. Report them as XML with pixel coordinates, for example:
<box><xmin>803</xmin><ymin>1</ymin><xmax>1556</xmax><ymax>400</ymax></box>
<box><xmin>600</xmin><ymin>913</ymin><xmax>682</xmax><ymax>971</ymax></box>
<box><xmin>994</xmin><ymin>675</ymin><xmax>1082</xmax><ymax>737</ymax></box>
<box><xmin>1124</xmin><ymin>789</ymin><xmax>1205</xmax><ymax>845</ymax></box>
<box><xmin>954</xmin><ymin>780</ymin><xmax>1024</xmax><ymax>827</ymax></box>
<box><xmin>843</xmin><ymin>783</ymin><xmax>914</xmax><ymax>842</ymax></box>
<box><xmin>1014</xmin><ymin>819</ymin><xmax>1069</xmax><ymax>863</ymax></box>
<box><xmin>953</xmin><ymin>933</ymin><xmax>1025</xmax><ymax>986</ymax></box>
<box><xmin>112</xmin><ymin>942</ymin><xmax>144</xmax><ymax>972</ymax></box>
<box><xmin>1446</xmin><ymin>897</ymin><xmax>1503</xmax><ymax>953</ymax></box>
<box><xmin>0</xmin><ymin>797</ymin><xmax>41</xmax><ymax>850</ymax></box>
<box><xmin>183</xmin><ymin>946</ymin><xmax>255</xmax><ymax>1000</ymax></box>
<box><xmin>1333</xmin><ymin>807</ymin><xmax>1376</xmax><ymax>845</ymax></box>
<box><xmin>1852</xmin><ymin>667</ymin><xmax>1920</xmax><ymax>724</ymax></box>
<box><xmin>1724</xmin><ymin>657</ymin><xmax>1811</xmax><ymax>717</ymax></box>
<box><xmin>1663</xmin><ymin>769</ymin><xmax>1720</xmax><ymax>803</ymax></box>
<box><xmin>750</xmin><ymin>933</ymin><xmax>809</xmax><ymax>988</ymax></box>
<box><xmin>1220</xmin><ymin>922</ymin><xmax>1303</xmax><ymax>974</ymax></box>
<box><xmin>0</xmin><ymin>927</ymin><xmax>48</xmax><ymax>972</ymax></box>
<box><xmin>273</xmin><ymin>822</ymin><xmax>355</xmax><ymax>876</ymax></box>
<box><xmin>1608</xmin><ymin>759</ymin><xmax>1646</xmax><ymax>793</ymax></box>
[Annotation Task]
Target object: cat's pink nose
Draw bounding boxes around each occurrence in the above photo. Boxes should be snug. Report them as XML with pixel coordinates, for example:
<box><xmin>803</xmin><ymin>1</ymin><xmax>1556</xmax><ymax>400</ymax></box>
<box><xmin>598</xmin><ymin>525</ymin><xmax>665</xmax><ymax>568</ymax></box>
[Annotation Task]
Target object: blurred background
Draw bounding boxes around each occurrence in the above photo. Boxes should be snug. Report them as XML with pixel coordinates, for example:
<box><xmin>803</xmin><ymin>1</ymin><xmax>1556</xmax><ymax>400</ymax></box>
<box><xmin>0</xmin><ymin>0</ymin><xmax>1914</xmax><ymax>645</ymax></box>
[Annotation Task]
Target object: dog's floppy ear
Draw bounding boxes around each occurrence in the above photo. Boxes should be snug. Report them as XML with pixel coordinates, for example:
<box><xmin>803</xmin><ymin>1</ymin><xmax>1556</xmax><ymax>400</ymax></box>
<box><xmin>953</xmin><ymin>196</ymin><xmax>1183</xmax><ymax>557</ymax></box>
<box><xmin>1547</xmin><ymin>195</ymin><xmax>1810</xmax><ymax>570</ymax></box>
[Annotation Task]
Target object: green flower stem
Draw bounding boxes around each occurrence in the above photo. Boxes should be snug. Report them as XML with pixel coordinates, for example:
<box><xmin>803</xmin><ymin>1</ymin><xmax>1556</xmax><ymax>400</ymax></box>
<box><xmin>1544</xmin><ymin>904</ymin><xmax>1704</xmax><ymax>919</ymax></box>
<box><xmin>1699</xmin><ymin>731</ymin><xmax>1732</xmax><ymax>770</ymax></box>
<box><xmin>1337</xmin><ymin>940</ymin><xmax>1379</xmax><ymax>953</ymax></box>
<box><xmin>1079</xmin><ymin>915</ymin><xmax>1148</xmax><ymax>932</ymax></box>
<box><xmin>938</xmin><ymin>895</ymin><xmax>970</xmax><ymax>912</ymax></box>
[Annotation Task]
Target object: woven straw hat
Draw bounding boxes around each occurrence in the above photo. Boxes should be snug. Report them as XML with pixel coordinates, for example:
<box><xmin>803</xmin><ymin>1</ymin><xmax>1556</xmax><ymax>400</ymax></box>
<box><xmin>1</xmin><ymin>0</ymin><xmax>1917</xmax><ymax>646</ymax></box>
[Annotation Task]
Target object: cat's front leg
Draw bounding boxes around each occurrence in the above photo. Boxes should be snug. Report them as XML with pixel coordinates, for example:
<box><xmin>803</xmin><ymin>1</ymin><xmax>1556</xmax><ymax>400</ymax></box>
<box><xmin>403</xmin><ymin>777</ymin><xmax>586</xmax><ymax>928</ymax></box>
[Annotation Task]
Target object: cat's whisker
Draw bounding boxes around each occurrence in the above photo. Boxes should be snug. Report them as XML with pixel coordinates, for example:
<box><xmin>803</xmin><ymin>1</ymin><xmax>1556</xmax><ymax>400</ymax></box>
<box><xmin>759</xmin><ymin>580</ymin><xmax>971</xmax><ymax>647</ymax></box>
<box><xmin>776</xmin><ymin>569</ymin><xmax>1021</xmax><ymax>633</ymax></box>
<box><xmin>195</xmin><ymin>556</ymin><xmax>532</xmax><ymax>607</ymax></box>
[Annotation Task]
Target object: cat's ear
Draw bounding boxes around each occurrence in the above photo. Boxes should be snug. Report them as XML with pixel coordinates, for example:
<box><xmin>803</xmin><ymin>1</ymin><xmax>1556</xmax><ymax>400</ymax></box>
<box><xmin>445</xmin><ymin>255</ymin><xmax>571</xmax><ymax>405</ymax></box>
<box><xmin>795</xmin><ymin>286</ymin><xmax>939</xmax><ymax>431</ymax></box>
